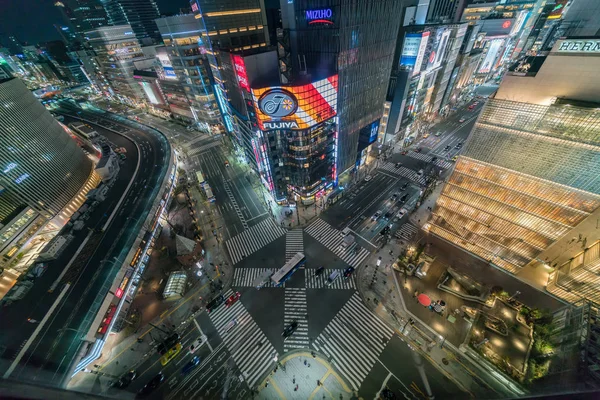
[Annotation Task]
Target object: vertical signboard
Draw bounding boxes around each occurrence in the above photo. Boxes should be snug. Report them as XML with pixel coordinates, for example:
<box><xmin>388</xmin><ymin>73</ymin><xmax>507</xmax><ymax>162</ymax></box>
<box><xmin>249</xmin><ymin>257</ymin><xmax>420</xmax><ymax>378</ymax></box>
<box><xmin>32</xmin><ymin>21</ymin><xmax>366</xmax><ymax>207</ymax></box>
<box><xmin>400</xmin><ymin>33</ymin><xmax>423</xmax><ymax>68</ymax></box>
<box><xmin>232</xmin><ymin>55</ymin><xmax>250</xmax><ymax>92</ymax></box>
<box><xmin>413</xmin><ymin>32</ymin><xmax>430</xmax><ymax>76</ymax></box>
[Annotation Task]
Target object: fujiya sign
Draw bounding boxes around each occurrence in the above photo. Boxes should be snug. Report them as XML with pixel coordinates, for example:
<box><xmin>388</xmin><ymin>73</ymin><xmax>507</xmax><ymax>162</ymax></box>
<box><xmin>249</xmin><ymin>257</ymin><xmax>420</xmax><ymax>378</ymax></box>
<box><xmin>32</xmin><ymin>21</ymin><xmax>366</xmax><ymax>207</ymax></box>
<box><xmin>258</xmin><ymin>89</ymin><xmax>298</xmax><ymax>118</ymax></box>
<box><xmin>263</xmin><ymin>121</ymin><xmax>299</xmax><ymax>130</ymax></box>
<box><xmin>556</xmin><ymin>39</ymin><xmax>600</xmax><ymax>53</ymax></box>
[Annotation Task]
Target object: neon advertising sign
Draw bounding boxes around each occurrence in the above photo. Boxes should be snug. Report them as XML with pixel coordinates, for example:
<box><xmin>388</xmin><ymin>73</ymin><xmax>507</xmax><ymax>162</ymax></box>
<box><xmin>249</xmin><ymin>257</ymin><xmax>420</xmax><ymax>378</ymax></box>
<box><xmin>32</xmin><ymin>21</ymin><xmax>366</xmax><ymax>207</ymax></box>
<box><xmin>258</xmin><ymin>89</ymin><xmax>298</xmax><ymax>118</ymax></box>
<box><xmin>232</xmin><ymin>55</ymin><xmax>250</xmax><ymax>91</ymax></box>
<box><xmin>306</xmin><ymin>8</ymin><xmax>333</xmax><ymax>25</ymax></box>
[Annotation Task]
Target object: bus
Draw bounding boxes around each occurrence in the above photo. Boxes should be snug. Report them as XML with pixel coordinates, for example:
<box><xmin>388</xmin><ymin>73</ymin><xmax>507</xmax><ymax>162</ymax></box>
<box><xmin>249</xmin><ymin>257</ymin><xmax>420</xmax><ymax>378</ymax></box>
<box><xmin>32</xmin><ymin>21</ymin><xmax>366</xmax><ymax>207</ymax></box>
<box><xmin>271</xmin><ymin>253</ymin><xmax>305</xmax><ymax>287</ymax></box>
<box><xmin>204</xmin><ymin>185</ymin><xmax>215</xmax><ymax>202</ymax></box>
<box><xmin>252</xmin><ymin>270</ymin><xmax>274</xmax><ymax>290</ymax></box>
<box><xmin>195</xmin><ymin>170</ymin><xmax>205</xmax><ymax>186</ymax></box>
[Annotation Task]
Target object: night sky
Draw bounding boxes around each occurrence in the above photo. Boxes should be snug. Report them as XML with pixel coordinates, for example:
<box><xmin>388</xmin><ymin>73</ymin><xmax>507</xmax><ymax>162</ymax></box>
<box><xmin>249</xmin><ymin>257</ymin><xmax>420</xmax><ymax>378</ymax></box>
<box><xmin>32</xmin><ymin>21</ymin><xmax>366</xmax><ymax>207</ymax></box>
<box><xmin>0</xmin><ymin>0</ymin><xmax>191</xmax><ymax>46</ymax></box>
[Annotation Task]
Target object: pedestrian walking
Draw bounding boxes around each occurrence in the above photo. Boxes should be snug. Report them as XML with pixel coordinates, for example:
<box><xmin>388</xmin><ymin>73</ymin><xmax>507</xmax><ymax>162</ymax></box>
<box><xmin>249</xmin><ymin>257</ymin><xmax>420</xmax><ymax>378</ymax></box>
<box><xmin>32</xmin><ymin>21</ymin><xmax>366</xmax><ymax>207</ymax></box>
<box><xmin>304</xmin><ymin>360</ymin><xmax>307</xmax><ymax>366</ymax></box>
<box><xmin>294</xmin><ymin>384</ymin><xmax>299</xmax><ymax>391</ymax></box>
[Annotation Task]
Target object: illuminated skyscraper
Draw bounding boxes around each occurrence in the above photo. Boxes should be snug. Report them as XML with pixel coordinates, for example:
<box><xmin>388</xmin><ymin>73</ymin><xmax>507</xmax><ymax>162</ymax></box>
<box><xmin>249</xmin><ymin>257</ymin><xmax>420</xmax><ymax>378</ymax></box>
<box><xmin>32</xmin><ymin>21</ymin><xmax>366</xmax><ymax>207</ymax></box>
<box><xmin>428</xmin><ymin>38</ymin><xmax>600</xmax><ymax>303</ymax></box>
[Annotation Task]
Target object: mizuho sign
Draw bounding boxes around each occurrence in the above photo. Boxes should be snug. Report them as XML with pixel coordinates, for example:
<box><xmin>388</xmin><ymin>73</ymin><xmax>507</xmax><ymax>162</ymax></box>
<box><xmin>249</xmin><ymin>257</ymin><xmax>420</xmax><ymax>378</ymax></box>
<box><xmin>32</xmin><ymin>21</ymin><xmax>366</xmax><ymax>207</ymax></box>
<box><xmin>557</xmin><ymin>40</ymin><xmax>600</xmax><ymax>53</ymax></box>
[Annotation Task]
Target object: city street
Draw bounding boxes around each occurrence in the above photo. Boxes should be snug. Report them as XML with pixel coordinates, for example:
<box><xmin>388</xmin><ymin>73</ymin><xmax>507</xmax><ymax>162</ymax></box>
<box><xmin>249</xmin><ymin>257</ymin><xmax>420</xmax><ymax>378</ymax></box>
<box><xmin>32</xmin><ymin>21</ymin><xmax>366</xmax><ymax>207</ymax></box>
<box><xmin>0</xmin><ymin>102</ymin><xmax>171</xmax><ymax>386</ymax></box>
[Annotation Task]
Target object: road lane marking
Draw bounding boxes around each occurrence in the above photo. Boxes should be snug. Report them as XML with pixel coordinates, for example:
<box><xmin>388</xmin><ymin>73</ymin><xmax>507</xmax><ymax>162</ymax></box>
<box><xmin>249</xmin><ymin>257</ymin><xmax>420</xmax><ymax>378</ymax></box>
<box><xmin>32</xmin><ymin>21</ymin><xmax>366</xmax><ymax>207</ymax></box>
<box><xmin>3</xmin><ymin>284</ymin><xmax>70</xmax><ymax>378</ymax></box>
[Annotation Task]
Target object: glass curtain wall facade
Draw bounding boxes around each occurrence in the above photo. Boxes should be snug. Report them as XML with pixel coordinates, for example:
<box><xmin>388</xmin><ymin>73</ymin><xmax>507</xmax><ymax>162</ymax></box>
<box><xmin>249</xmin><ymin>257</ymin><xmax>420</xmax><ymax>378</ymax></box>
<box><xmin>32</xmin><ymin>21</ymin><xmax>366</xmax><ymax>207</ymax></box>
<box><xmin>85</xmin><ymin>25</ymin><xmax>146</xmax><ymax>104</ymax></box>
<box><xmin>190</xmin><ymin>0</ymin><xmax>269</xmax><ymax>52</ymax></box>
<box><xmin>429</xmin><ymin>98</ymin><xmax>600</xmax><ymax>274</ymax></box>
<box><xmin>155</xmin><ymin>15</ymin><xmax>223</xmax><ymax>132</ymax></box>
<box><xmin>334</xmin><ymin>0</ymin><xmax>404</xmax><ymax>174</ymax></box>
<box><xmin>102</xmin><ymin>0</ymin><xmax>161</xmax><ymax>44</ymax></box>
<box><xmin>0</xmin><ymin>78</ymin><xmax>94</xmax><ymax>219</ymax></box>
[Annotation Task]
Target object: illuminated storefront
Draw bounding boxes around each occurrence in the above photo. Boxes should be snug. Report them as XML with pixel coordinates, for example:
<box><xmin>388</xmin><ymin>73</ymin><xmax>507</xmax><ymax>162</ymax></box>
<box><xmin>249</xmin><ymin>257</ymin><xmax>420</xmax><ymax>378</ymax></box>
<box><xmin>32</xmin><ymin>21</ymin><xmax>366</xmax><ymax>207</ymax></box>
<box><xmin>247</xmin><ymin>75</ymin><xmax>339</xmax><ymax>203</ymax></box>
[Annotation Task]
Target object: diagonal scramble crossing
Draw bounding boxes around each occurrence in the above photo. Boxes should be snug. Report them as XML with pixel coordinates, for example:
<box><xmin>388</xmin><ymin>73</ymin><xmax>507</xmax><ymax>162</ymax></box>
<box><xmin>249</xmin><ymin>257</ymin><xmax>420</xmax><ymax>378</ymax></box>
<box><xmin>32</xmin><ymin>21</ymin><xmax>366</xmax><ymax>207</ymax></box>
<box><xmin>304</xmin><ymin>219</ymin><xmax>370</xmax><ymax>268</ymax></box>
<box><xmin>225</xmin><ymin>218</ymin><xmax>286</xmax><ymax>265</ymax></box>
<box><xmin>208</xmin><ymin>290</ymin><xmax>276</xmax><ymax>388</ymax></box>
<box><xmin>312</xmin><ymin>292</ymin><xmax>394</xmax><ymax>391</ymax></box>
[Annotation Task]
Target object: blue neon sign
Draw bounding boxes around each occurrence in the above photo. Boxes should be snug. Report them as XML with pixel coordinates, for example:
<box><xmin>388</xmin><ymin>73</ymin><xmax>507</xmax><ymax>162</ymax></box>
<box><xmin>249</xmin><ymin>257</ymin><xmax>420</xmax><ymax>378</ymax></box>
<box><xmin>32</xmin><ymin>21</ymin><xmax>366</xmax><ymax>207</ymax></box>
<box><xmin>306</xmin><ymin>9</ymin><xmax>333</xmax><ymax>25</ymax></box>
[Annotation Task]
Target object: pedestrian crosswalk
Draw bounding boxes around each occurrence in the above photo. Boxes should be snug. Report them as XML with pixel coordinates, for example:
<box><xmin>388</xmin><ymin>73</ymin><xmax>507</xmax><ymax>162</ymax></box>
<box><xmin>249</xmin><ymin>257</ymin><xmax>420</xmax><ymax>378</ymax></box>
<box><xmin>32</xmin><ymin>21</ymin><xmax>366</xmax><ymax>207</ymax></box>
<box><xmin>395</xmin><ymin>223</ymin><xmax>418</xmax><ymax>241</ymax></box>
<box><xmin>433</xmin><ymin>158</ymin><xmax>453</xmax><ymax>170</ymax></box>
<box><xmin>305</xmin><ymin>269</ymin><xmax>356</xmax><ymax>289</ymax></box>
<box><xmin>407</xmin><ymin>151</ymin><xmax>433</xmax><ymax>163</ymax></box>
<box><xmin>208</xmin><ymin>290</ymin><xmax>276</xmax><ymax>388</ymax></box>
<box><xmin>225</xmin><ymin>218</ymin><xmax>286</xmax><ymax>265</ymax></box>
<box><xmin>283</xmin><ymin>288</ymin><xmax>309</xmax><ymax>352</ymax></box>
<box><xmin>187</xmin><ymin>139</ymin><xmax>222</xmax><ymax>156</ymax></box>
<box><xmin>223</xmin><ymin>181</ymin><xmax>248</xmax><ymax>229</ymax></box>
<box><xmin>286</xmin><ymin>230</ymin><xmax>304</xmax><ymax>262</ymax></box>
<box><xmin>312</xmin><ymin>292</ymin><xmax>394</xmax><ymax>391</ymax></box>
<box><xmin>406</xmin><ymin>151</ymin><xmax>454</xmax><ymax>170</ymax></box>
<box><xmin>378</xmin><ymin>162</ymin><xmax>427</xmax><ymax>186</ymax></box>
<box><xmin>304</xmin><ymin>219</ymin><xmax>370</xmax><ymax>268</ymax></box>
<box><xmin>232</xmin><ymin>268</ymin><xmax>280</xmax><ymax>288</ymax></box>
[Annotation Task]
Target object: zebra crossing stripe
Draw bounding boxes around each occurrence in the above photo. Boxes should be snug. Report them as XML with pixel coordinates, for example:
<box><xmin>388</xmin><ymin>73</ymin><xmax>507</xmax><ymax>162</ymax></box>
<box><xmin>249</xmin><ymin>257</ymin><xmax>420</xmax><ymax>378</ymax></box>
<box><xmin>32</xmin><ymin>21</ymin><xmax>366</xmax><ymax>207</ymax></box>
<box><xmin>225</xmin><ymin>218</ymin><xmax>286</xmax><ymax>265</ymax></box>
<box><xmin>286</xmin><ymin>230</ymin><xmax>304</xmax><ymax>261</ymax></box>
<box><xmin>407</xmin><ymin>151</ymin><xmax>432</xmax><ymax>163</ymax></box>
<box><xmin>187</xmin><ymin>139</ymin><xmax>221</xmax><ymax>156</ymax></box>
<box><xmin>305</xmin><ymin>269</ymin><xmax>356</xmax><ymax>289</ymax></box>
<box><xmin>284</xmin><ymin>288</ymin><xmax>309</xmax><ymax>351</ymax></box>
<box><xmin>396</xmin><ymin>223</ymin><xmax>417</xmax><ymax>240</ymax></box>
<box><xmin>208</xmin><ymin>290</ymin><xmax>275</xmax><ymax>388</ymax></box>
<box><xmin>233</xmin><ymin>268</ymin><xmax>280</xmax><ymax>288</ymax></box>
<box><xmin>312</xmin><ymin>292</ymin><xmax>394</xmax><ymax>391</ymax></box>
<box><xmin>304</xmin><ymin>219</ymin><xmax>371</xmax><ymax>268</ymax></box>
<box><xmin>434</xmin><ymin>159</ymin><xmax>453</xmax><ymax>169</ymax></box>
<box><xmin>223</xmin><ymin>182</ymin><xmax>248</xmax><ymax>229</ymax></box>
<box><xmin>377</xmin><ymin>162</ymin><xmax>427</xmax><ymax>186</ymax></box>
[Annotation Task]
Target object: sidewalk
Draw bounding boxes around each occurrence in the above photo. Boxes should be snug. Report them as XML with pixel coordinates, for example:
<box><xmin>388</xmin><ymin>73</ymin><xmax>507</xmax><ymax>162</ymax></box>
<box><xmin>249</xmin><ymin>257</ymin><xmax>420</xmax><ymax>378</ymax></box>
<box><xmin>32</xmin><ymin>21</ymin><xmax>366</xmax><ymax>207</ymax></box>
<box><xmin>355</xmin><ymin>248</ymin><xmax>521</xmax><ymax>399</ymax></box>
<box><xmin>257</xmin><ymin>351</ymin><xmax>357</xmax><ymax>400</ymax></box>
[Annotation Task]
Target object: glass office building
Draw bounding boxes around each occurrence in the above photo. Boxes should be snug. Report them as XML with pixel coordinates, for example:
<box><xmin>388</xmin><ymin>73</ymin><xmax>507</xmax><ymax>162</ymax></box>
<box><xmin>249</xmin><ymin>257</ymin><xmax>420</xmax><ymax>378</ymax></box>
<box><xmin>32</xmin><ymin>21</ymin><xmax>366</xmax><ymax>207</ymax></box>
<box><xmin>429</xmin><ymin>98</ymin><xmax>600</xmax><ymax>274</ymax></box>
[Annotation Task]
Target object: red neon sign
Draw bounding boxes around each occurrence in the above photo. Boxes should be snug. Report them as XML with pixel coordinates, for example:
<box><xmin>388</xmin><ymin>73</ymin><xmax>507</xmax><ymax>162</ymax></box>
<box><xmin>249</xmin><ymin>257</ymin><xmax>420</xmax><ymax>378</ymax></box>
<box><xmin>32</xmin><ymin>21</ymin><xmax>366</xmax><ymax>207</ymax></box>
<box><xmin>191</xmin><ymin>2</ymin><xmax>198</xmax><ymax>12</ymax></box>
<box><xmin>232</xmin><ymin>55</ymin><xmax>250</xmax><ymax>92</ymax></box>
<box><xmin>115</xmin><ymin>288</ymin><xmax>124</xmax><ymax>298</ymax></box>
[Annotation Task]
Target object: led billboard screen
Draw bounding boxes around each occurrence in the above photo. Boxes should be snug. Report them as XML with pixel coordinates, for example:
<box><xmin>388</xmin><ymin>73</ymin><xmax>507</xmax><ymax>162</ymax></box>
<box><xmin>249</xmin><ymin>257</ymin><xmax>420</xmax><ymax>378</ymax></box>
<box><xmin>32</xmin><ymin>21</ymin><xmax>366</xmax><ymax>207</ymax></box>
<box><xmin>251</xmin><ymin>75</ymin><xmax>338</xmax><ymax>131</ymax></box>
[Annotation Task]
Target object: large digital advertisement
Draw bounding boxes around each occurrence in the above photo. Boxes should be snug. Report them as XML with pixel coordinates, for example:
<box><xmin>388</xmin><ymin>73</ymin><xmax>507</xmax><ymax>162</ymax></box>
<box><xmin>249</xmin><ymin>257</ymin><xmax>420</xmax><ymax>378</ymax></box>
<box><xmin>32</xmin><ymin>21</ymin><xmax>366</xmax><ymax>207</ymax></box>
<box><xmin>251</xmin><ymin>75</ymin><xmax>338</xmax><ymax>131</ymax></box>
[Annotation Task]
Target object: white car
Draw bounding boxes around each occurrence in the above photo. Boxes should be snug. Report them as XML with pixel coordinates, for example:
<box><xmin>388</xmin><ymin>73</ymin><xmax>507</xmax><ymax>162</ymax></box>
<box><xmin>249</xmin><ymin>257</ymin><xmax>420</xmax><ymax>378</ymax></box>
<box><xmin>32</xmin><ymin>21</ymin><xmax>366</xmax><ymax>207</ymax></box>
<box><xmin>364</xmin><ymin>175</ymin><xmax>373</xmax><ymax>182</ymax></box>
<box><xmin>459</xmin><ymin>118</ymin><xmax>466</xmax><ymax>123</ymax></box>
<box><xmin>372</xmin><ymin>211</ymin><xmax>382</xmax><ymax>221</ymax></box>
<box><xmin>189</xmin><ymin>335</ymin><xmax>208</xmax><ymax>353</ymax></box>
<box><xmin>417</xmin><ymin>169</ymin><xmax>424</xmax><ymax>176</ymax></box>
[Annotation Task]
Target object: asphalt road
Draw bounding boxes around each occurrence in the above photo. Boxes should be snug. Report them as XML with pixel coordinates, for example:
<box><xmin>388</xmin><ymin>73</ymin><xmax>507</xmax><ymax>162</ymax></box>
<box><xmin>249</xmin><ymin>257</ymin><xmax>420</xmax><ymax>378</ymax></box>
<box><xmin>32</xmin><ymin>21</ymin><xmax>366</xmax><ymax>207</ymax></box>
<box><xmin>184</xmin><ymin>136</ymin><xmax>269</xmax><ymax>240</ymax></box>
<box><xmin>0</xmin><ymin>102</ymin><xmax>171</xmax><ymax>387</ymax></box>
